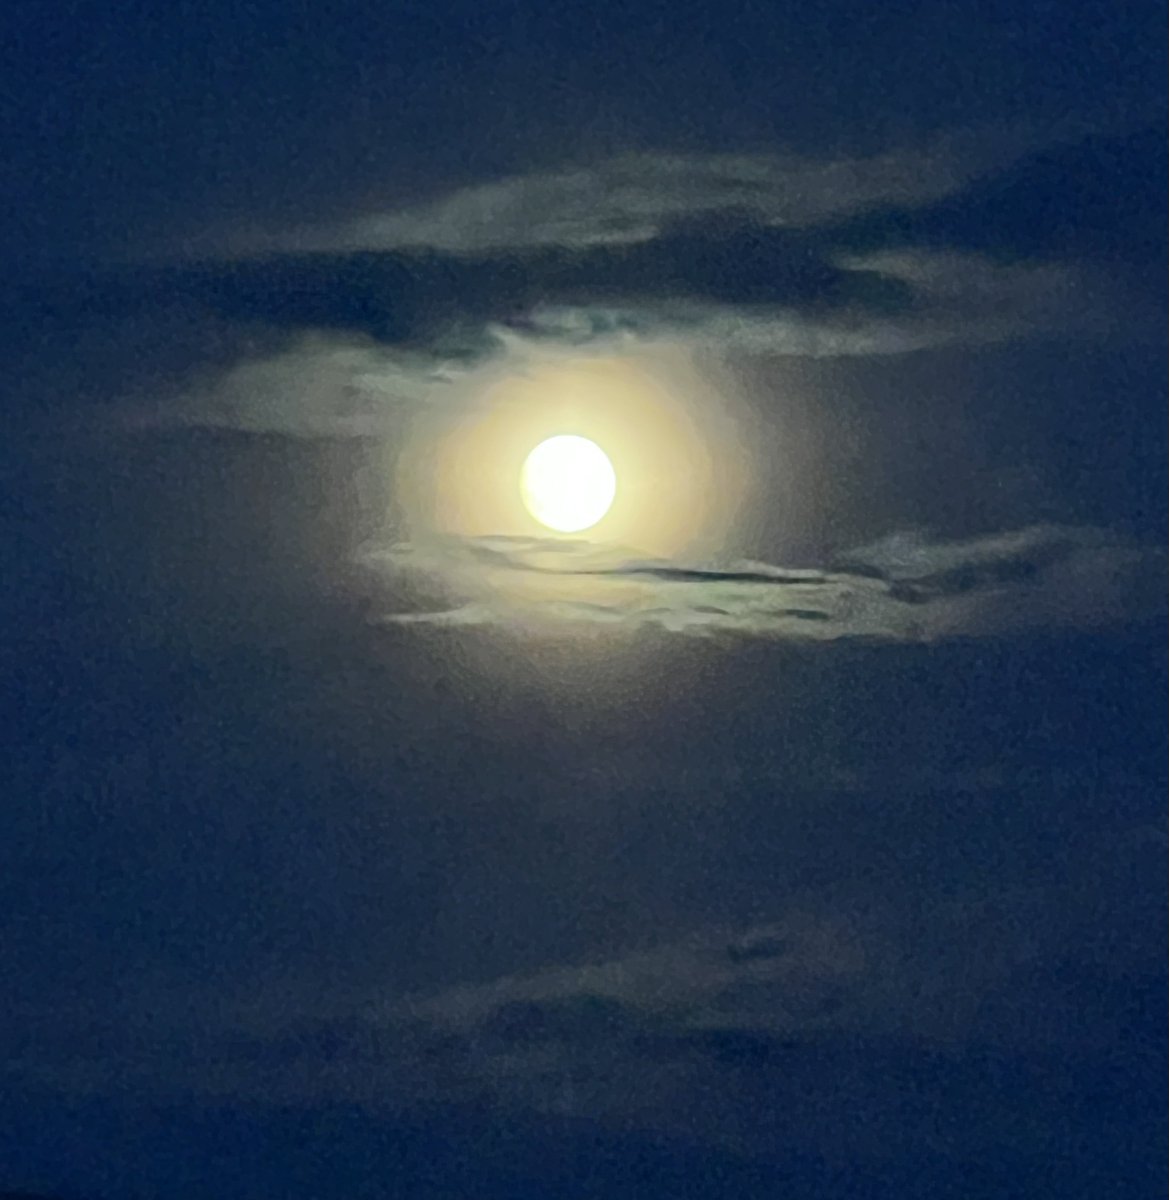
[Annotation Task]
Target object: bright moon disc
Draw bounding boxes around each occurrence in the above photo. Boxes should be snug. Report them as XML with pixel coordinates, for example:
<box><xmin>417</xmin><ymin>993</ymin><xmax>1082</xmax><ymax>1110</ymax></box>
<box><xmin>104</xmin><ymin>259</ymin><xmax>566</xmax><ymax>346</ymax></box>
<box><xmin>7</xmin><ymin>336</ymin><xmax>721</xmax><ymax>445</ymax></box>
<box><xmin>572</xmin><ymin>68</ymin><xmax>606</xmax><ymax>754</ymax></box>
<box><xmin>521</xmin><ymin>435</ymin><xmax>617</xmax><ymax>533</ymax></box>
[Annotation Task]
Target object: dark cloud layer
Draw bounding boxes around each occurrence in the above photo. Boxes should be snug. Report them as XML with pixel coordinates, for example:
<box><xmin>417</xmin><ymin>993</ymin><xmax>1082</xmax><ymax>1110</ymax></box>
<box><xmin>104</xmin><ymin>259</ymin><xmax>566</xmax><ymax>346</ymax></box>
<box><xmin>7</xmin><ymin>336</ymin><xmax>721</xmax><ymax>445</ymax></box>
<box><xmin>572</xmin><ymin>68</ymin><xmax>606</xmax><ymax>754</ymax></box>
<box><xmin>5</xmin><ymin>125</ymin><xmax>1163</xmax><ymax>432</ymax></box>
<box><xmin>7</xmin><ymin>827</ymin><xmax>1165</xmax><ymax>1188</ymax></box>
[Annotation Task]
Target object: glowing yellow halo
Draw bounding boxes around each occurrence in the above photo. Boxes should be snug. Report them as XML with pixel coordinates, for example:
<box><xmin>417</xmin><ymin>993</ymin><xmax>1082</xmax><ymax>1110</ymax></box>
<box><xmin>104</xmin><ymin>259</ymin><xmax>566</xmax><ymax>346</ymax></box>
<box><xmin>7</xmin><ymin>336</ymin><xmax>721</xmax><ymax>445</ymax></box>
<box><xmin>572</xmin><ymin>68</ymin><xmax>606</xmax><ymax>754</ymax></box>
<box><xmin>399</xmin><ymin>354</ymin><xmax>749</xmax><ymax>558</ymax></box>
<box><xmin>520</xmin><ymin>435</ymin><xmax>617</xmax><ymax>533</ymax></box>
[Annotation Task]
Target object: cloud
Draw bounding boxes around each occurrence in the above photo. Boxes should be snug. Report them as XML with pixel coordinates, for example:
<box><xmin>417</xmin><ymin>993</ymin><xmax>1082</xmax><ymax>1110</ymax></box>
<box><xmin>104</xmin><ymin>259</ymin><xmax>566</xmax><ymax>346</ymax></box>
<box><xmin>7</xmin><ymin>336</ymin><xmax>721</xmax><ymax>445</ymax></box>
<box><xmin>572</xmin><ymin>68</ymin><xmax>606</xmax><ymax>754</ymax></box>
<box><xmin>391</xmin><ymin>910</ymin><xmax>868</xmax><ymax>1037</ymax></box>
<box><xmin>111</xmin><ymin>223</ymin><xmax>910</xmax><ymax>351</ymax></box>
<box><xmin>826</xmin><ymin>125</ymin><xmax>1168</xmax><ymax>266</ymax></box>
<box><xmin>213</xmin><ymin>134</ymin><xmax>1041</xmax><ymax>258</ymax></box>
<box><xmin>126</xmin><ymin>332</ymin><xmax>467</xmax><ymax>437</ymax></box>
<box><xmin>29</xmin><ymin>820</ymin><xmax>1157</xmax><ymax>1163</ymax></box>
<box><xmin>13</xmin><ymin>125</ymin><xmax>1154</xmax><ymax>439</ymax></box>
<box><xmin>3</xmin><ymin>126</ymin><xmax>1155</xmax><ymax>470</ymax></box>
<box><xmin>50</xmin><ymin>249</ymin><xmax>1150</xmax><ymax>441</ymax></box>
<box><xmin>359</xmin><ymin>525</ymin><xmax>1165</xmax><ymax>641</ymax></box>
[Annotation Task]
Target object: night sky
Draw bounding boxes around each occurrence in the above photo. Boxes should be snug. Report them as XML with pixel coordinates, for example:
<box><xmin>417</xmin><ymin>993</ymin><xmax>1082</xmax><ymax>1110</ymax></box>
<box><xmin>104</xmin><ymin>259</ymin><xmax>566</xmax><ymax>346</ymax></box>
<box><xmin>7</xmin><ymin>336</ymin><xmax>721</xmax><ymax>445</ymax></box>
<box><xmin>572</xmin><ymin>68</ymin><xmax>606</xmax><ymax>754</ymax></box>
<box><xmin>1</xmin><ymin>1</ymin><xmax>1166</xmax><ymax>1197</ymax></box>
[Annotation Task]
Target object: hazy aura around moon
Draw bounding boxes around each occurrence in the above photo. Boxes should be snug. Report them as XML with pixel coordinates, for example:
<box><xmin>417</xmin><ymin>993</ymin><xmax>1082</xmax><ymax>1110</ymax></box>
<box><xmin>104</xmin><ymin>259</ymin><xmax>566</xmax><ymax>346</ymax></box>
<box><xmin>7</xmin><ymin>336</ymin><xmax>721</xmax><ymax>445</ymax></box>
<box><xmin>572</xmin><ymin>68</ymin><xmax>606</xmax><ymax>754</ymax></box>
<box><xmin>394</xmin><ymin>351</ymin><xmax>753</xmax><ymax>557</ymax></box>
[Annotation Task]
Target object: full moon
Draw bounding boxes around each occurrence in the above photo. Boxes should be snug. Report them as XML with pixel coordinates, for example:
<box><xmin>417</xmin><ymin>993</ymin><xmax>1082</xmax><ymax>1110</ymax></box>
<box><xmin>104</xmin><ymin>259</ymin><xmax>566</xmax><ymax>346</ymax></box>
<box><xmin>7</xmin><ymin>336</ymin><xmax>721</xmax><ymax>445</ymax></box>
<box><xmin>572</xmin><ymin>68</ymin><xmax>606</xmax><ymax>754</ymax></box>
<box><xmin>521</xmin><ymin>435</ymin><xmax>617</xmax><ymax>533</ymax></box>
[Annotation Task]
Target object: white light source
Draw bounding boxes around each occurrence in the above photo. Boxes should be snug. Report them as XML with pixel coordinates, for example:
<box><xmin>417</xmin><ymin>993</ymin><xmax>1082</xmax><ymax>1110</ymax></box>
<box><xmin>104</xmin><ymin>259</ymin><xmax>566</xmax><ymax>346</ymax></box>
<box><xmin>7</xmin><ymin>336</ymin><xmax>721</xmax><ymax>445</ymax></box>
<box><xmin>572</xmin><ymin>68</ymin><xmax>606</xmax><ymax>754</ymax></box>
<box><xmin>521</xmin><ymin>435</ymin><xmax>617</xmax><ymax>533</ymax></box>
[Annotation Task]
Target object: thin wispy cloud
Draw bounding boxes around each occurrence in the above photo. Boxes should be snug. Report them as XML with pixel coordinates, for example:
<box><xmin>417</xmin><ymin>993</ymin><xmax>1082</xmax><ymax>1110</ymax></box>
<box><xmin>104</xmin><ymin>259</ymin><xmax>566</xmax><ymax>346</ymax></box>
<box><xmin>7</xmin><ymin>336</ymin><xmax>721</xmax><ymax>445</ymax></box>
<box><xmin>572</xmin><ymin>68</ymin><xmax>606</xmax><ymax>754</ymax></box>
<box><xmin>360</xmin><ymin>525</ymin><xmax>1165</xmax><ymax>641</ymax></box>
<box><xmin>219</xmin><ymin>132</ymin><xmax>1039</xmax><ymax>257</ymax></box>
<box><xmin>22</xmin><ymin>810</ymin><xmax>1161</xmax><ymax>1160</ymax></box>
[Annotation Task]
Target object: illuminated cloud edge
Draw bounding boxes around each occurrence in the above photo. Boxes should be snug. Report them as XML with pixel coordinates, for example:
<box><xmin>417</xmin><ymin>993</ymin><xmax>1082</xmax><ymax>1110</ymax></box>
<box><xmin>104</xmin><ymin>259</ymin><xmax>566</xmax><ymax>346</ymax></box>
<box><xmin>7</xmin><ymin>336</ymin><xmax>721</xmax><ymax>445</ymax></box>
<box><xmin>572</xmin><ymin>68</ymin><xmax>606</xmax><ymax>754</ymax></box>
<box><xmin>358</xmin><ymin>524</ymin><xmax>1166</xmax><ymax>642</ymax></box>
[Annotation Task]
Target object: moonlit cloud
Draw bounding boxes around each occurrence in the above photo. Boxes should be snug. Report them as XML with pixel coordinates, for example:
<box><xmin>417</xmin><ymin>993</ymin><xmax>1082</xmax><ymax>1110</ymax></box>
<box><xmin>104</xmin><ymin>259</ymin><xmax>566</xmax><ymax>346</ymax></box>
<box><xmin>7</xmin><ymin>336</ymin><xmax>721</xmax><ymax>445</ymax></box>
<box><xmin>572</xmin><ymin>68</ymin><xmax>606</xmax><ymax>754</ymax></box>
<box><xmin>359</xmin><ymin>525</ymin><xmax>1165</xmax><ymax>641</ymax></box>
<box><xmin>126</xmin><ymin>332</ymin><xmax>464</xmax><ymax>437</ymax></box>
<box><xmin>110</xmin><ymin>251</ymin><xmax>1139</xmax><ymax>439</ymax></box>
<box><xmin>71</xmin><ymin>126</ymin><xmax>1157</xmax><ymax>440</ymax></box>
<box><xmin>206</xmin><ymin>128</ymin><xmax>1062</xmax><ymax>259</ymax></box>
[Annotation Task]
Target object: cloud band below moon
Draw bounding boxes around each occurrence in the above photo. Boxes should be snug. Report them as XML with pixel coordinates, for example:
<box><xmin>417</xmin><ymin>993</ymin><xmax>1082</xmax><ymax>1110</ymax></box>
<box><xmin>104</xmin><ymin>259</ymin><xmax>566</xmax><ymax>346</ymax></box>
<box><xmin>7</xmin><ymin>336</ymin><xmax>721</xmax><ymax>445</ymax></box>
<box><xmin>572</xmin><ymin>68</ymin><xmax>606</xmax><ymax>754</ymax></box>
<box><xmin>359</xmin><ymin>524</ymin><xmax>1165</xmax><ymax>642</ymax></box>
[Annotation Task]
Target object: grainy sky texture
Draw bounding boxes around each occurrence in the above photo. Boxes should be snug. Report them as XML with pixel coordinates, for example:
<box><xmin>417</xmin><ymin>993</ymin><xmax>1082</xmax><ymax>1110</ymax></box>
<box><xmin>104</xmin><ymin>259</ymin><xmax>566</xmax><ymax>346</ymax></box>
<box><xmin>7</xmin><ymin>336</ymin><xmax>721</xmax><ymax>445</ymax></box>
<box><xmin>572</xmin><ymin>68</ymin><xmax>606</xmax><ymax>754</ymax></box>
<box><xmin>1</xmin><ymin>1</ymin><xmax>1166</xmax><ymax>1196</ymax></box>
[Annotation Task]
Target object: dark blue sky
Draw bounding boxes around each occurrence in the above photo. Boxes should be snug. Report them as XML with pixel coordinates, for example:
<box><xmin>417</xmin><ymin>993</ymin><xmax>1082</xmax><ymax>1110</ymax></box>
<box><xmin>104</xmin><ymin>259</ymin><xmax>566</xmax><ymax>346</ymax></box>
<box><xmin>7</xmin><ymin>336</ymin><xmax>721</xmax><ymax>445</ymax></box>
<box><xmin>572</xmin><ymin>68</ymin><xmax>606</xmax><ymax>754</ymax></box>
<box><xmin>1</xmin><ymin>0</ymin><xmax>1166</xmax><ymax>1196</ymax></box>
<box><xmin>3</xmin><ymin>0</ymin><xmax>1164</xmax><ymax>259</ymax></box>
